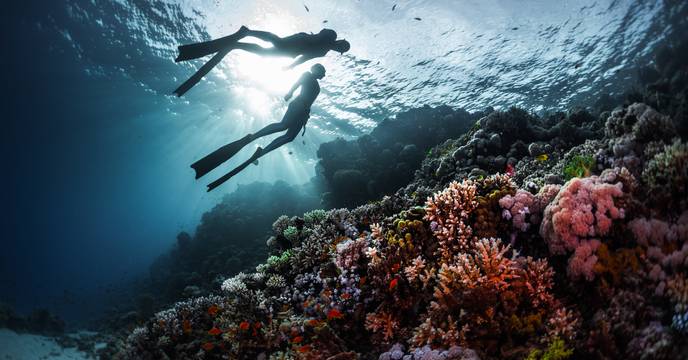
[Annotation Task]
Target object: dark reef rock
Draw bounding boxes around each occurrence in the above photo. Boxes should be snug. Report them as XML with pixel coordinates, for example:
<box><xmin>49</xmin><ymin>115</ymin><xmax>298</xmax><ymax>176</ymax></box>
<box><xmin>315</xmin><ymin>105</ymin><xmax>489</xmax><ymax>208</ymax></box>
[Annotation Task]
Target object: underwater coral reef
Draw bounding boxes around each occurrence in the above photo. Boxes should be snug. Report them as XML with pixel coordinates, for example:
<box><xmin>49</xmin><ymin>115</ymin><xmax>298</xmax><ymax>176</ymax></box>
<box><xmin>102</xmin><ymin>38</ymin><xmax>688</xmax><ymax>359</ymax></box>
<box><xmin>110</xmin><ymin>99</ymin><xmax>687</xmax><ymax>359</ymax></box>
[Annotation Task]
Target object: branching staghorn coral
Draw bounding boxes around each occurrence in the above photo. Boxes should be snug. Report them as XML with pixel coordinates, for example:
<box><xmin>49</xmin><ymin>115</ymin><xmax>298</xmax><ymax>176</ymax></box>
<box><xmin>425</xmin><ymin>179</ymin><xmax>478</xmax><ymax>262</ymax></box>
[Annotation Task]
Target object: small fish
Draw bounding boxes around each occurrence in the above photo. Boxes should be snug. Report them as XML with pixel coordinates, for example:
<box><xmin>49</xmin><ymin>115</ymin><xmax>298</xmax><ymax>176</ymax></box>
<box><xmin>297</xmin><ymin>345</ymin><xmax>312</xmax><ymax>353</ymax></box>
<box><xmin>182</xmin><ymin>319</ymin><xmax>192</xmax><ymax>334</ymax></box>
<box><xmin>304</xmin><ymin>4</ymin><xmax>309</xmax><ymax>12</ymax></box>
<box><xmin>252</xmin><ymin>159</ymin><xmax>259</xmax><ymax>165</ymax></box>
<box><xmin>202</xmin><ymin>342</ymin><xmax>214</xmax><ymax>351</ymax></box>
<box><xmin>289</xmin><ymin>151</ymin><xmax>293</xmax><ymax>155</ymax></box>
<box><xmin>323</xmin><ymin>20</ymin><xmax>328</xmax><ymax>23</ymax></box>
<box><xmin>341</xmin><ymin>292</ymin><xmax>352</xmax><ymax>300</ymax></box>
<box><xmin>208</xmin><ymin>327</ymin><xmax>222</xmax><ymax>336</ymax></box>
<box><xmin>392</xmin><ymin>4</ymin><xmax>397</xmax><ymax>11</ymax></box>
<box><xmin>505</xmin><ymin>163</ymin><xmax>515</xmax><ymax>177</ymax></box>
<box><xmin>253</xmin><ymin>322</ymin><xmax>262</xmax><ymax>329</ymax></box>
<box><xmin>207</xmin><ymin>305</ymin><xmax>219</xmax><ymax>316</ymax></box>
<box><xmin>414</xmin><ymin>17</ymin><xmax>422</xmax><ymax>21</ymax></box>
<box><xmin>536</xmin><ymin>154</ymin><xmax>549</xmax><ymax>162</ymax></box>
<box><xmin>389</xmin><ymin>278</ymin><xmax>399</xmax><ymax>291</ymax></box>
<box><xmin>292</xmin><ymin>336</ymin><xmax>304</xmax><ymax>343</ymax></box>
<box><xmin>239</xmin><ymin>321</ymin><xmax>250</xmax><ymax>331</ymax></box>
<box><xmin>512</xmin><ymin>27</ymin><xmax>519</xmax><ymax>30</ymax></box>
<box><xmin>327</xmin><ymin>308</ymin><xmax>344</xmax><ymax>321</ymax></box>
<box><xmin>391</xmin><ymin>263</ymin><xmax>401</xmax><ymax>273</ymax></box>
<box><xmin>359</xmin><ymin>276</ymin><xmax>367</xmax><ymax>286</ymax></box>
<box><xmin>575</xmin><ymin>63</ymin><xmax>582</xmax><ymax>69</ymax></box>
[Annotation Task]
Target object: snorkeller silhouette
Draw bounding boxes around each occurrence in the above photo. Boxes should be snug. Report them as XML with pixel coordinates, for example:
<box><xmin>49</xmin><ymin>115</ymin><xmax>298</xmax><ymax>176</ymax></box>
<box><xmin>174</xmin><ymin>26</ymin><xmax>349</xmax><ymax>96</ymax></box>
<box><xmin>192</xmin><ymin>63</ymin><xmax>327</xmax><ymax>191</ymax></box>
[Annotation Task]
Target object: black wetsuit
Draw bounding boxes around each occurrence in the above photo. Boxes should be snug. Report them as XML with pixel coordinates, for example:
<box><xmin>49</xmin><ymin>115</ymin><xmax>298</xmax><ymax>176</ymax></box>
<box><xmin>282</xmin><ymin>72</ymin><xmax>320</xmax><ymax>136</ymax></box>
<box><xmin>275</xmin><ymin>33</ymin><xmax>329</xmax><ymax>59</ymax></box>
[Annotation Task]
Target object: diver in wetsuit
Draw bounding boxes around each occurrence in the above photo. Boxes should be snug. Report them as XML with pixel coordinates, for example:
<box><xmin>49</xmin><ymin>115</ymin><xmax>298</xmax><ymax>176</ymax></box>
<box><xmin>174</xmin><ymin>27</ymin><xmax>349</xmax><ymax>96</ymax></box>
<box><xmin>192</xmin><ymin>63</ymin><xmax>326</xmax><ymax>191</ymax></box>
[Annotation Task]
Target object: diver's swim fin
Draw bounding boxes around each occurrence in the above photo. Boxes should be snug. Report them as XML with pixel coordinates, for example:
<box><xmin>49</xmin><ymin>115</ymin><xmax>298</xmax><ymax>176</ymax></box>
<box><xmin>173</xmin><ymin>47</ymin><xmax>231</xmax><ymax>97</ymax></box>
<box><xmin>175</xmin><ymin>30</ymin><xmax>247</xmax><ymax>62</ymax></box>
<box><xmin>190</xmin><ymin>134</ymin><xmax>253</xmax><ymax>179</ymax></box>
<box><xmin>207</xmin><ymin>147</ymin><xmax>263</xmax><ymax>191</ymax></box>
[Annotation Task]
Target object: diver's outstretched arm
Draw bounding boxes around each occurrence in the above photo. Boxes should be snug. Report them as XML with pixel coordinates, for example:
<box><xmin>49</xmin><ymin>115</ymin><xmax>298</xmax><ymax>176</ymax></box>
<box><xmin>285</xmin><ymin>73</ymin><xmax>308</xmax><ymax>100</ymax></box>
<box><xmin>287</xmin><ymin>53</ymin><xmax>317</xmax><ymax>69</ymax></box>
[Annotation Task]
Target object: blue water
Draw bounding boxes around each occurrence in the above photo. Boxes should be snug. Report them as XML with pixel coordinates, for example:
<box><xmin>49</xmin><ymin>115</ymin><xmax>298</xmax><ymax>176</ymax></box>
<box><xmin>3</xmin><ymin>0</ymin><xmax>685</xmax><ymax>323</ymax></box>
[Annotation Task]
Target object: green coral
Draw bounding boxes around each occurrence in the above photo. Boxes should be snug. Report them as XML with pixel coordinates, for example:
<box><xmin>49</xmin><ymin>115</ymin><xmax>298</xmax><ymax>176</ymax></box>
<box><xmin>563</xmin><ymin>155</ymin><xmax>595</xmax><ymax>180</ymax></box>
<box><xmin>526</xmin><ymin>338</ymin><xmax>573</xmax><ymax>360</ymax></box>
<box><xmin>266</xmin><ymin>250</ymin><xmax>293</xmax><ymax>273</ymax></box>
<box><xmin>283</xmin><ymin>226</ymin><xmax>299</xmax><ymax>243</ymax></box>
<box><xmin>642</xmin><ymin>139</ymin><xmax>687</xmax><ymax>211</ymax></box>
<box><xmin>303</xmin><ymin>209</ymin><xmax>327</xmax><ymax>226</ymax></box>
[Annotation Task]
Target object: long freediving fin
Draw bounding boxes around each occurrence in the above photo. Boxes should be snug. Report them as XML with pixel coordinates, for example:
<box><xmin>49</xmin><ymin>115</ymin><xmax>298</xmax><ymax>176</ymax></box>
<box><xmin>173</xmin><ymin>47</ymin><xmax>231</xmax><ymax>97</ymax></box>
<box><xmin>206</xmin><ymin>147</ymin><xmax>263</xmax><ymax>191</ymax></box>
<box><xmin>190</xmin><ymin>134</ymin><xmax>253</xmax><ymax>179</ymax></box>
<box><xmin>175</xmin><ymin>30</ymin><xmax>247</xmax><ymax>62</ymax></box>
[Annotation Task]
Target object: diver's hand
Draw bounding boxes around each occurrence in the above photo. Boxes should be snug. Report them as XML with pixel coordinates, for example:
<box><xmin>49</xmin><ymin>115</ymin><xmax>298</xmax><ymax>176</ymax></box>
<box><xmin>284</xmin><ymin>93</ymin><xmax>292</xmax><ymax>102</ymax></box>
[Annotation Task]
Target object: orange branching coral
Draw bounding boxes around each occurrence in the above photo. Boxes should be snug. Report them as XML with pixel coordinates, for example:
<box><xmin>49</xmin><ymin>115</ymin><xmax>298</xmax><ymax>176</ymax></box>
<box><xmin>546</xmin><ymin>307</ymin><xmax>580</xmax><ymax>343</ymax></box>
<box><xmin>425</xmin><ymin>180</ymin><xmax>478</xmax><ymax>262</ymax></box>
<box><xmin>519</xmin><ymin>257</ymin><xmax>555</xmax><ymax>308</ymax></box>
<box><xmin>404</xmin><ymin>256</ymin><xmax>426</xmax><ymax>283</ymax></box>
<box><xmin>412</xmin><ymin>238</ymin><xmax>563</xmax><ymax>353</ymax></box>
<box><xmin>365</xmin><ymin>310</ymin><xmax>400</xmax><ymax>342</ymax></box>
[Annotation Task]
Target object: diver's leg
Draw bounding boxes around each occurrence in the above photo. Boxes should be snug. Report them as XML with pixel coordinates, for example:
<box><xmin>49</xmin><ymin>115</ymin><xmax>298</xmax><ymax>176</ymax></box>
<box><xmin>190</xmin><ymin>130</ymin><xmax>254</xmax><ymax>179</ymax></box>
<box><xmin>176</xmin><ymin>27</ymin><xmax>248</xmax><ymax>62</ymax></box>
<box><xmin>231</xmin><ymin>43</ymin><xmax>284</xmax><ymax>57</ymax></box>
<box><xmin>245</xmin><ymin>30</ymin><xmax>282</xmax><ymax>44</ymax></box>
<box><xmin>174</xmin><ymin>47</ymin><xmax>232</xmax><ymax>96</ymax></box>
<box><xmin>252</xmin><ymin>122</ymin><xmax>288</xmax><ymax>138</ymax></box>
<box><xmin>191</xmin><ymin>121</ymin><xmax>287</xmax><ymax>179</ymax></box>
<box><xmin>206</xmin><ymin>130</ymin><xmax>298</xmax><ymax>191</ymax></box>
<box><xmin>260</xmin><ymin>129</ymin><xmax>298</xmax><ymax>155</ymax></box>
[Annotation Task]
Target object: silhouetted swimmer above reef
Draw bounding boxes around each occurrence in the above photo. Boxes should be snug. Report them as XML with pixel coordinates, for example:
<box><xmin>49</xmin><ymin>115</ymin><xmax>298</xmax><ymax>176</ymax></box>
<box><xmin>191</xmin><ymin>63</ymin><xmax>327</xmax><ymax>191</ymax></box>
<box><xmin>173</xmin><ymin>26</ymin><xmax>350</xmax><ymax>96</ymax></box>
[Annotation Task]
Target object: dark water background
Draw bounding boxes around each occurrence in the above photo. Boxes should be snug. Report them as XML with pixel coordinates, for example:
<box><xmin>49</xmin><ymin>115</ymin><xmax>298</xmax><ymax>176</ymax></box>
<box><xmin>2</xmin><ymin>0</ymin><xmax>686</xmax><ymax>324</ymax></box>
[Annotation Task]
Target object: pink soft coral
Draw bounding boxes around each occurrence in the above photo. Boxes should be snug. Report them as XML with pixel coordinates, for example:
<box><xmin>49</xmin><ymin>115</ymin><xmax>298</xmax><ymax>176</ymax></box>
<box><xmin>540</xmin><ymin>169</ymin><xmax>627</xmax><ymax>255</ymax></box>
<box><xmin>500</xmin><ymin>185</ymin><xmax>561</xmax><ymax>233</ymax></box>
<box><xmin>539</xmin><ymin>168</ymin><xmax>630</xmax><ymax>281</ymax></box>
<box><xmin>629</xmin><ymin>211</ymin><xmax>688</xmax><ymax>300</ymax></box>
